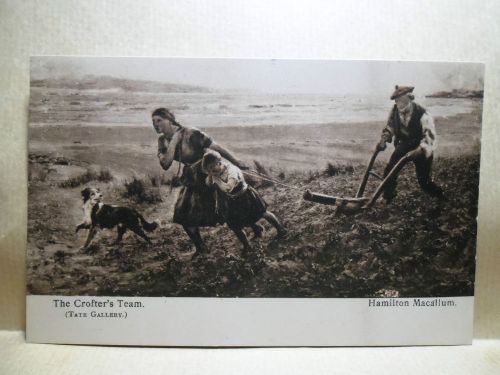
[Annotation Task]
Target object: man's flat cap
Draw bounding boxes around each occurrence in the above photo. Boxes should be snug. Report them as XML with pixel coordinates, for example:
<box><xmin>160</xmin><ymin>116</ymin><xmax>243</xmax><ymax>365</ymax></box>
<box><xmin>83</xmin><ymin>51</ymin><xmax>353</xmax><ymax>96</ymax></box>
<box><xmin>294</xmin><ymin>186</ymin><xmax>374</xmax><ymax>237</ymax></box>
<box><xmin>390</xmin><ymin>85</ymin><xmax>415</xmax><ymax>100</ymax></box>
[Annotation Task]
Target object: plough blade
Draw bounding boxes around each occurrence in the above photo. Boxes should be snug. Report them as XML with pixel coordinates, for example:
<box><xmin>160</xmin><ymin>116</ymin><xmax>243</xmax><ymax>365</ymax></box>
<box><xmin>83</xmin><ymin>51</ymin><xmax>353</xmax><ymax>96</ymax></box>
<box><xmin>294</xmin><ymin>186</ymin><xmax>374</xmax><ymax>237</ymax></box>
<box><xmin>303</xmin><ymin>147</ymin><xmax>421</xmax><ymax>211</ymax></box>
<box><xmin>303</xmin><ymin>190</ymin><xmax>370</xmax><ymax>213</ymax></box>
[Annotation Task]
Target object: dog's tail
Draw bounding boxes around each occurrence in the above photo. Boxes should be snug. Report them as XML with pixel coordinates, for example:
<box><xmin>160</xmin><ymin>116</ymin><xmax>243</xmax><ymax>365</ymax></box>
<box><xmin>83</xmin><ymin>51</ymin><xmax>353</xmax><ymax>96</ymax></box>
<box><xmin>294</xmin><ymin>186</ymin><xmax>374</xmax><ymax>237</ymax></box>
<box><xmin>139</xmin><ymin>215</ymin><xmax>159</xmax><ymax>232</ymax></box>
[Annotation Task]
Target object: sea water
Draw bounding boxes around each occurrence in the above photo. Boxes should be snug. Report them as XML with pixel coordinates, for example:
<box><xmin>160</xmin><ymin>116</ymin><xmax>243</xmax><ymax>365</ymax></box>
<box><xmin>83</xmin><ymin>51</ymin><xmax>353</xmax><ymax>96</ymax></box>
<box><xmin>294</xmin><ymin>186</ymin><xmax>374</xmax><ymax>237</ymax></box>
<box><xmin>30</xmin><ymin>88</ymin><xmax>479</xmax><ymax>128</ymax></box>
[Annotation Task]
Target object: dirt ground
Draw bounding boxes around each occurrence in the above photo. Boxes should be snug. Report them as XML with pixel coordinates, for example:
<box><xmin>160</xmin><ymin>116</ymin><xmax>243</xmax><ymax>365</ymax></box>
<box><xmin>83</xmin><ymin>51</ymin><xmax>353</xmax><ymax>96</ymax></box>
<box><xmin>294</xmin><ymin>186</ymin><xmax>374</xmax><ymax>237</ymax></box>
<box><xmin>27</xmin><ymin>114</ymin><xmax>480</xmax><ymax>297</ymax></box>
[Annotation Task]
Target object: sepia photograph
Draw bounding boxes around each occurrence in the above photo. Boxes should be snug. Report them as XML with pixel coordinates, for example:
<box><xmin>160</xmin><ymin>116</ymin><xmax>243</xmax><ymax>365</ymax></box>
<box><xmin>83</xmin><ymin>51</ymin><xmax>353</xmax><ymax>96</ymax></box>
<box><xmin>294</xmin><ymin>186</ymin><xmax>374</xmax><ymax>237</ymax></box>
<box><xmin>27</xmin><ymin>57</ymin><xmax>482</xmax><ymax>298</ymax></box>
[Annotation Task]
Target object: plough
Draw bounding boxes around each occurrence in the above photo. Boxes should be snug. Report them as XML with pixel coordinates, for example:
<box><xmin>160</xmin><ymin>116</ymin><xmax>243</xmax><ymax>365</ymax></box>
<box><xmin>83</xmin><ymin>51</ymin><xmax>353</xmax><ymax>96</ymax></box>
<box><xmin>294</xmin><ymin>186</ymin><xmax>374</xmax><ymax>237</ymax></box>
<box><xmin>303</xmin><ymin>144</ymin><xmax>424</xmax><ymax>213</ymax></box>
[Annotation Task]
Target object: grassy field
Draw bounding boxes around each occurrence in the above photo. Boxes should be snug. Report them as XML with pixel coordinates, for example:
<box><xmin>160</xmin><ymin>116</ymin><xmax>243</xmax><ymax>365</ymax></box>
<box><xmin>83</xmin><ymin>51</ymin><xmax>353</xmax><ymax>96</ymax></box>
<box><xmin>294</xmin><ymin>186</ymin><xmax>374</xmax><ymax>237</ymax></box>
<box><xmin>27</xmin><ymin>112</ymin><xmax>480</xmax><ymax>297</ymax></box>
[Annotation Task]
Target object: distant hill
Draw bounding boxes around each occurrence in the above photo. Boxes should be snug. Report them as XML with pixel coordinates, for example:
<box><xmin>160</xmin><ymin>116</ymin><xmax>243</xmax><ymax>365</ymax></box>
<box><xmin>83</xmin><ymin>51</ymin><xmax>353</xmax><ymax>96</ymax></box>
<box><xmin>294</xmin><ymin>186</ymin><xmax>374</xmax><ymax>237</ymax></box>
<box><xmin>426</xmin><ymin>89</ymin><xmax>483</xmax><ymax>99</ymax></box>
<box><xmin>31</xmin><ymin>74</ymin><xmax>211</xmax><ymax>93</ymax></box>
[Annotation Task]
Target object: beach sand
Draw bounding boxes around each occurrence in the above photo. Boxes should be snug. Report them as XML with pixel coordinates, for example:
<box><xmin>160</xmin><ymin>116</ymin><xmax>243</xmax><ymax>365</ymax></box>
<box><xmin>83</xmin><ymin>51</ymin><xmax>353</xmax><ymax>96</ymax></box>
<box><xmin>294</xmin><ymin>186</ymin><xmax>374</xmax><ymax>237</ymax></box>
<box><xmin>29</xmin><ymin>109</ymin><xmax>481</xmax><ymax>174</ymax></box>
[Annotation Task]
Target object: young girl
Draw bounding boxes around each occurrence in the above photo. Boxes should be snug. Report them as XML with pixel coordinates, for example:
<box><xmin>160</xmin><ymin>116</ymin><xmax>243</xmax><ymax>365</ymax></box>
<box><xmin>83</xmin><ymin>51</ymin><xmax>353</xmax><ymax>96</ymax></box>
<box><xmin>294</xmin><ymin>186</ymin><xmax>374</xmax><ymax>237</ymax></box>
<box><xmin>202</xmin><ymin>150</ymin><xmax>287</xmax><ymax>250</ymax></box>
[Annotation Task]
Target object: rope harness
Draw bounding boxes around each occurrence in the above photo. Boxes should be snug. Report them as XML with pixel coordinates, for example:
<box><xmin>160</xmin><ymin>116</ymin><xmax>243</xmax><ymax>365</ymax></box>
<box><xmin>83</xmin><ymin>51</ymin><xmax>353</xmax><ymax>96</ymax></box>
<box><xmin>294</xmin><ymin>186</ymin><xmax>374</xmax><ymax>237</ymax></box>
<box><xmin>242</xmin><ymin>170</ymin><xmax>303</xmax><ymax>191</ymax></box>
<box><xmin>160</xmin><ymin>126</ymin><xmax>303</xmax><ymax>193</ymax></box>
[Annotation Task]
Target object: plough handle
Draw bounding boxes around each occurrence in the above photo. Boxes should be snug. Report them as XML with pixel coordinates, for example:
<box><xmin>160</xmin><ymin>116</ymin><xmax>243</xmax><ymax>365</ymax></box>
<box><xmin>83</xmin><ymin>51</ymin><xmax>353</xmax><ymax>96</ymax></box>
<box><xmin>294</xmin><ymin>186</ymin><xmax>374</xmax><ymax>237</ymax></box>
<box><xmin>365</xmin><ymin>147</ymin><xmax>423</xmax><ymax>207</ymax></box>
<box><xmin>356</xmin><ymin>146</ymin><xmax>382</xmax><ymax>198</ymax></box>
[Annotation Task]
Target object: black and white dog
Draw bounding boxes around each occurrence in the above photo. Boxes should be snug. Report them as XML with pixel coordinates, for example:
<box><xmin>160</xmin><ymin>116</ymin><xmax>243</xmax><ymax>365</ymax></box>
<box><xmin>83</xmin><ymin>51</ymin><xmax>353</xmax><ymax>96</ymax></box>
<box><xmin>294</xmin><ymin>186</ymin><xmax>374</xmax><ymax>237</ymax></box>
<box><xmin>76</xmin><ymin>187</ymin><xmax>158</xmax><ymax>249</ymax></box>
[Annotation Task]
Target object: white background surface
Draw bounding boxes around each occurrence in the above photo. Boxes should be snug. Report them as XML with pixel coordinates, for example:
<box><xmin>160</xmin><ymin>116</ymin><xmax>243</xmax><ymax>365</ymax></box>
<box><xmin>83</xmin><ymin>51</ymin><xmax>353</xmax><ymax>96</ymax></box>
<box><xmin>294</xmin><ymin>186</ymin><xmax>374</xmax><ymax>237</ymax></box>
<box><xmin>1</xmin><ymin>0</ymin><xmax>499</xmax><ymax>373</ymax></box>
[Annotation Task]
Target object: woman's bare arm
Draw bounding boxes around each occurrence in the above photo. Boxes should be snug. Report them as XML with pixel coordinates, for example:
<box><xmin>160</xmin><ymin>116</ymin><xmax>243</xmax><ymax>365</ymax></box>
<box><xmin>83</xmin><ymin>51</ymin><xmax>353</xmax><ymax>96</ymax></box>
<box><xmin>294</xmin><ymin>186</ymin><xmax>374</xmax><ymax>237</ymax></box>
<box><xmin>157</xmin><ymin>135</ymin><xmax>168</xmax><ymax>157</ymax></box>
<box><xmin>158</xmin><ymin>131</ymin><xmax>181</xmax><ymax>170</ymax></box>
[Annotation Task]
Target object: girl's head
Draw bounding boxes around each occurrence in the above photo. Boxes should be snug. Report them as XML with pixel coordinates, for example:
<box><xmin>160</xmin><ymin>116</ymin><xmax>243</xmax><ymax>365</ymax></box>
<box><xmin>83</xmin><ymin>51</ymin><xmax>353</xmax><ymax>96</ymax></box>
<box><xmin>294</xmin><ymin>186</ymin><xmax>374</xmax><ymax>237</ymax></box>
<box><xmin>151</xmin><ymin>108</ymin><xmax>181</xmax><ymax>138</ymax></box>
<box><xmin>202</xmin><ymin>150</ymin><xmax>224</xmax><ymax>175</ymax></box>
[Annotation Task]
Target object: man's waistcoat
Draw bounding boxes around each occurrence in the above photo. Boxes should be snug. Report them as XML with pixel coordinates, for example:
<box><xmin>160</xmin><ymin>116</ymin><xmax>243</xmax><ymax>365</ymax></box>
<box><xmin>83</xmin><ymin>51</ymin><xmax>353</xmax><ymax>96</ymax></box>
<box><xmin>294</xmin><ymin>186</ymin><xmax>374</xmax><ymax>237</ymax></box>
<box><xmin>390</xmin><ymin>102</ymin><xmax>426</xmax><ymax>147</ymax></box>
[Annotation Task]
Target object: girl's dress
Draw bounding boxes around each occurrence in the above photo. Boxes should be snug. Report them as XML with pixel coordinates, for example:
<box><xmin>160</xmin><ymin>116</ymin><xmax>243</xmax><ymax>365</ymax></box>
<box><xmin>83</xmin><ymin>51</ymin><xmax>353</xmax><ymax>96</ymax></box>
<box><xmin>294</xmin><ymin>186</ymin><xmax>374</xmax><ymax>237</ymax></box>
<box><xmin>210</xmin><ymin>160</ymin><xmax>267</xmax><ymax>229</ymax></box>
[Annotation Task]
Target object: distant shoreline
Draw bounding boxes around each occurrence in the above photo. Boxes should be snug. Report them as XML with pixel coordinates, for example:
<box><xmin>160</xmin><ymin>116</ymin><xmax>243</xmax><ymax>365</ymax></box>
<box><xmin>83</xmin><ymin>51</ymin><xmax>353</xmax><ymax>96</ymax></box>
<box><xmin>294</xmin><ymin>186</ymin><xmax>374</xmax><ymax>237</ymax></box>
<box><xmin>28</xmin><ymin>109</ymin><xmax>478</xmax><ymax>131</ymax></box>
<box><xmin>29</xmin><ymin>120</ymin><xmax>385</xmax><ymax>129</ymax></box>
<box><xmin>426</xmin><ymin>89</ymin><xmax>483</xmax><ymax>99</ymax></box>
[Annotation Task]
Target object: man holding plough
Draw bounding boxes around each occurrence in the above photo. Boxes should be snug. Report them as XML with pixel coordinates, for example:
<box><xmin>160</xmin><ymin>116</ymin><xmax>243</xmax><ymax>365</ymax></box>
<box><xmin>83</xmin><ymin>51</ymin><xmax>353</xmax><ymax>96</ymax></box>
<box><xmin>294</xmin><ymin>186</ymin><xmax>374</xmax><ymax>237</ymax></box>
<box><xmin>377</xmin><ymin>85</ymin><xmax>446</xmax><ymax>204</ymax></box>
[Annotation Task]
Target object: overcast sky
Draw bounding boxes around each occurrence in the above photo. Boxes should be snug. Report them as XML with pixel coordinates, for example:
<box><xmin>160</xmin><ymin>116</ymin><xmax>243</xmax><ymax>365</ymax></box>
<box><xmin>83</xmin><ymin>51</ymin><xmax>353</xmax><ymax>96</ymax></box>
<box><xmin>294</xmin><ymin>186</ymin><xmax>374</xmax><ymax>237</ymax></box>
<box><xmin>31</xmin><ymin>57</ymin><xmax>484</xmax><ymax>95</ymax></box>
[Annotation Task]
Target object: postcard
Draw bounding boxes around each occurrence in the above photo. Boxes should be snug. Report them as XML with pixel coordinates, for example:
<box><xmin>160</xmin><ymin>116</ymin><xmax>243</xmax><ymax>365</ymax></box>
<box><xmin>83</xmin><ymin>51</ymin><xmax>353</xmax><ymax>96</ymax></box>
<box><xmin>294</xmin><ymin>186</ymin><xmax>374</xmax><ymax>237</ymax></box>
<box><xmin>27</xmin><ymin>57</ymin><xmax>482</xmax><ymax>346</ymax></box>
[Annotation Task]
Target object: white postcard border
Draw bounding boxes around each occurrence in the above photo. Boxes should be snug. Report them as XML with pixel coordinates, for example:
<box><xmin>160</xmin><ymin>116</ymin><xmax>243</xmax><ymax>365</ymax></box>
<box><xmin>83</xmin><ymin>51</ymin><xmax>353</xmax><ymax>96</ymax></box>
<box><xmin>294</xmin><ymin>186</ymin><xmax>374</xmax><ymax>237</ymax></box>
<box><xmin>26</xmin><ymin>295</ymin><xmax>473</xmax><ymax>346</ymax></box>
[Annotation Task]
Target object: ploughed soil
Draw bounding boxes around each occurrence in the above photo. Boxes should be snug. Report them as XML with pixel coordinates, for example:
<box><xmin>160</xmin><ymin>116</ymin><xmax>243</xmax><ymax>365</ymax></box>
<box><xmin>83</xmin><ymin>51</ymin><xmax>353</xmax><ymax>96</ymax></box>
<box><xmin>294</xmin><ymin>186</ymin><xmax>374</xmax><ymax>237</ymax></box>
<box><xmin>27</xmin><ymin>152</ymin><xmax>478</xmax><ymax>298</ymax></box>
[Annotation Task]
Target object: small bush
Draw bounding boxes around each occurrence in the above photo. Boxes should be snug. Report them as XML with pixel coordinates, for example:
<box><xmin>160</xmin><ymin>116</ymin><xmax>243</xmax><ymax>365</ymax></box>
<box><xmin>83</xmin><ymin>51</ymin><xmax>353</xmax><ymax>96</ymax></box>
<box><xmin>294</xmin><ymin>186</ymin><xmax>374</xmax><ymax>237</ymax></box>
<box><xmin>324</xmin><ymin>162</ymin><xmax>355</xmax><ymax>177</ymax></box>
<box><xmin>305</xmin><ymin>170</ymin><xmax>321</xmax><ymax>183</ymax></box>
<box><xmin>124</xmin><ymin>177</ymin><xmax>162</xmax><ymax>204</ymax></box>
<box><xmin>53</xmin><ymin>156</ymin><xmax>70</xmax><ymax>165</ymax></box>
<box><xmin>125</xmin><ymin>178</ymin><xmax>145</xmax><ymax>197</ymax></box>
<box><xmin>98</xmin><ymin>169</ymin><xmax>113</xmax><ymax>182</ymax></box>
<box><xmin>149</xmin><ymin>174</ymin><xmax>165</xmax><ymax>187</ymax></box>
<box><xmin>59</xmin><ymin>168</ymin><xmax>113</xmax><ymax>188</ymax></box>
<box><xmin>148</xmin><ymin>174</ymin><xmax>182</xmax><ymax>188</ymax></box>
<box><xmin>35</xmin><ymin>168</ymin><xmax>48</xmax><ymax>182</ymax></box>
